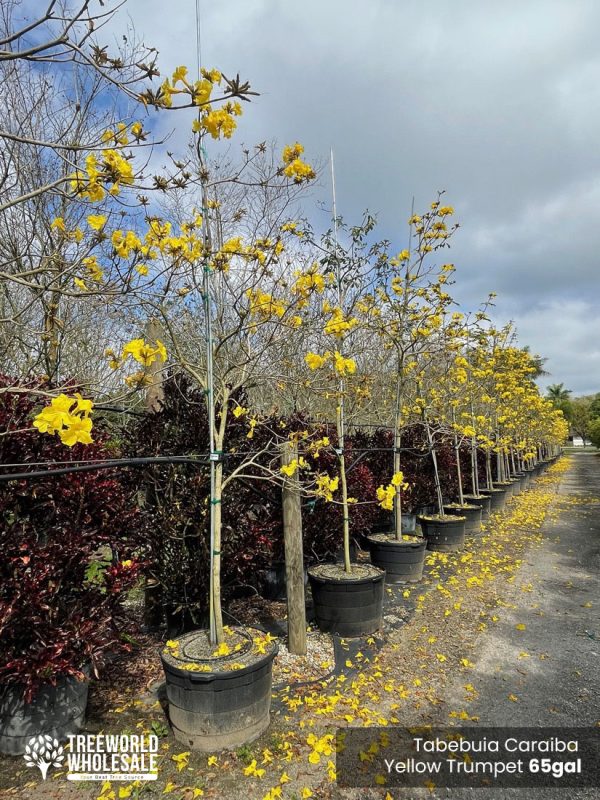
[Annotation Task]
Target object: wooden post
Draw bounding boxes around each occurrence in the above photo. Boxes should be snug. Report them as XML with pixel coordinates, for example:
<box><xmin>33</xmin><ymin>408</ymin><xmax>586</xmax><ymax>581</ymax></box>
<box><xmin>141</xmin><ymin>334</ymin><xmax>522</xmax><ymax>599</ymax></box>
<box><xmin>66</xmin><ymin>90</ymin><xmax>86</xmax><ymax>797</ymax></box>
<box><xmin>281</xmin><ymin>441</ymin><xmax>307</xmax><ymax>655</ymax></box>
<box><xmin>143</xmin><ymin>318</ymin><xmax>165</xmax><ymax>630</ymax></box>
<box><xmin>145</xmin><ymin>318</ymin><xmax>165</xmax><ymax>413</ymax></box>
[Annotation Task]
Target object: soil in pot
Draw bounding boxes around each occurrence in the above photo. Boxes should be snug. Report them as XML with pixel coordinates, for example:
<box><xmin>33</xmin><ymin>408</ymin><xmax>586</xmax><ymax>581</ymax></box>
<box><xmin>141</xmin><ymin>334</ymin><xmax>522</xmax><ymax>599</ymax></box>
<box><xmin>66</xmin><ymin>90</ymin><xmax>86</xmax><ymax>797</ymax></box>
<box><xmin>161</xmin><ymin>626</ymin><xmax>278</xmax><ymax>752</ymax></box>
<box><xmin>367</xmin><ymin>533</ymin><xmax>426</xmax><ymax>583</ymax></box>
<box><xmin>443</xmin><ymin>503</ymin><xmax>483</xmax><ymax>535</ymax></box>
<box><xmin>0</xmin><ymin>673</ymin><xmax>89</xmax><ymax>756</ymax></box>
<box><xmin>417</xmin><ymin>515</ymin><xmax>466</xmax><ymax>552</ymax></box>
<box><xmin>364</xmin><ymin>515</ymin><xmax>416</xmax><ymax>548</ymax></box>
<box><xmin>307</xmin><ymin>562</ymin><xmax>385</xmax><ymax>637</ymax></box>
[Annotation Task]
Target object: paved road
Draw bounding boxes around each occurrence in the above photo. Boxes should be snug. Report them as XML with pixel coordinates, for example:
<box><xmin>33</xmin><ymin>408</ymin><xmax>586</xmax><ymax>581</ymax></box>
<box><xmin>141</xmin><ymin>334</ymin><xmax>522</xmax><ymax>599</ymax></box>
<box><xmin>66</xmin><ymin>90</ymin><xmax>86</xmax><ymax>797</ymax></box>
<box><xmin>432</xmin><ymin>453</ymin><xmax>600</xmax><ymax>799</ymax></box>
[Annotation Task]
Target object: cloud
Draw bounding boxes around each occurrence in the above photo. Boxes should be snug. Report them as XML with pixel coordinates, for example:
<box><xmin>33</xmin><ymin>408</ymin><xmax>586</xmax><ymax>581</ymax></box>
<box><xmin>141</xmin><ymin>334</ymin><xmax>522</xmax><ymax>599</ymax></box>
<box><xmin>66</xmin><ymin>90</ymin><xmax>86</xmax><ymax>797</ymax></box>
<box><xmin>506</xmin><ymin>299</ymin><xmax>600</xmax><ymax>395</ymax></box>
<box><xmin>110</xmin><ymin>0</ymin><xmax>600</xmax><ymax>394</ymax></box>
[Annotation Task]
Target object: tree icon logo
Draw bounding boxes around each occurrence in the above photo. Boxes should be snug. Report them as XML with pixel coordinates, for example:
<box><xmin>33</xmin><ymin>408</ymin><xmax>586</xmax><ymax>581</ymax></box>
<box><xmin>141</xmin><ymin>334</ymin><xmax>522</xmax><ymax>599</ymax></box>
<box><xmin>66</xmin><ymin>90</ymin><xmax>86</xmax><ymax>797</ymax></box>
<box><xmin>23</xmin><ymin>735</ymin><xmax>64</xmax><ymax>780</ymax></box>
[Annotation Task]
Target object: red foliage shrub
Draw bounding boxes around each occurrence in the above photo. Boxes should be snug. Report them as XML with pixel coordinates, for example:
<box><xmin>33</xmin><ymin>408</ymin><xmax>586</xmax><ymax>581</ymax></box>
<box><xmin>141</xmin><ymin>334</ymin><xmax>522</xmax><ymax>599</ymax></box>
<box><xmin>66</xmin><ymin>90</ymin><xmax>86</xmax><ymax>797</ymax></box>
<box><xmin>0</xmin><ymin>376</ymin><xmax>146</xmax><ymax>700</ymax></box>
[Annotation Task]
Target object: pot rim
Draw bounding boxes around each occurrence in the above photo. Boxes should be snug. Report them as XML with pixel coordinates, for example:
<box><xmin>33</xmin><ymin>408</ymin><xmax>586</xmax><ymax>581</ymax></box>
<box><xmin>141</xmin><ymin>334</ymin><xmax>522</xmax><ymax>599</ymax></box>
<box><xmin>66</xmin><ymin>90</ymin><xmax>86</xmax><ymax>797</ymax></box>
<box><xmin>160</xmin><ymin>627</ymin><xmax>278</xmax><ymax>683</ymax></box>
<box><xmin>366</xmin><ymin>533</ymin><xmax>426</xmax><ymax>548</ymax></box>
<box><xmin>307</xmin><ymin>562</ymin><xmax>385</xmax><ymax>585</ymax></box>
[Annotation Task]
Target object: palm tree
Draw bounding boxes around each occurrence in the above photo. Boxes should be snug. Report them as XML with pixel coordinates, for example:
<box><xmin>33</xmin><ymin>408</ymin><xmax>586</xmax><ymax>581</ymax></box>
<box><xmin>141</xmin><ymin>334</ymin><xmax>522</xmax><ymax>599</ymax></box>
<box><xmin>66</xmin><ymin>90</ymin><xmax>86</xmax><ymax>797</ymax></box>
<box><xmin>546</xmin><ymin>383</ymin><xmax>572</xmax><ymax>403</ymax></box>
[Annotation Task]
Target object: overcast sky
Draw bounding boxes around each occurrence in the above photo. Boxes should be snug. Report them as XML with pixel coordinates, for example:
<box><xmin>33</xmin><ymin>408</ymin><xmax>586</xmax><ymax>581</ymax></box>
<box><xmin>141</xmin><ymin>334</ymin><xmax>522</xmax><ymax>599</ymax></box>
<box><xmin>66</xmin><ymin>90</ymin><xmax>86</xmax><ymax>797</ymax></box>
<box><xmin>119</xmin><ymin>0</ymin><xmax>600</xmax><ymax>394</ymax></box>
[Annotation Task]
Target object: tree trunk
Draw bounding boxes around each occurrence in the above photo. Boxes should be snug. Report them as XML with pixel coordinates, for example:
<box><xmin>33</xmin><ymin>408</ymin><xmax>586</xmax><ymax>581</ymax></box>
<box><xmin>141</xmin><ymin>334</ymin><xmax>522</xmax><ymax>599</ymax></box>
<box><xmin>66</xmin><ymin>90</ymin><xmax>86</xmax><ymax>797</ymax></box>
<box><xmin>424</xmin><ymin>416</ymin><xmax>444</xmax><ymax>516</ymax></box>
<box><xmin>393</xmin><ymin>424</ymin><xmax>403</xmax><ymax>541</ymax></box>
<box><xmin>339</xmin><ymin>451</ymin><xmax>351</xmax><ymax>572</ymax></box>
<box><xmin>393</xmin><ymin>372</ymin><xmax>404</xmax><ymax>540</ymax></box>
<box><xmin>211</xmin><ymin>459</ymin><xmax>224</xmax><ymax>643</ymax></box>
<box><xmin>451</xmin><ymin>409</ymin><xmax>464</xmax><ymax>504</ymax></box>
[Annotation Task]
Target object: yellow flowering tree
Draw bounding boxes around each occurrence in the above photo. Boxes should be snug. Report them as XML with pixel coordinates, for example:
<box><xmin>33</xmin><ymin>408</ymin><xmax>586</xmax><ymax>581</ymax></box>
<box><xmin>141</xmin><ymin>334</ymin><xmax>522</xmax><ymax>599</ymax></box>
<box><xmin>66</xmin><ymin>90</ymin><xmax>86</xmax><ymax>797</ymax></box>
<box><xmin>299</xmin><ymin>214</ymin><xmax>386</xmax><ymax>572</ymax></box>
<box><xmin>465</xmin><ymin>323</ymin><xmax>567</xmax><ymax>488</ymax></box>
<box><xmin>104</xmin><ymin>133</ymin><xmax>319</xmax><ymax>642</ymax></box>
<box><xmin>1</xmin><ymin>1</ymin><xmax>322</xmax><ymax>646</ymax></box>
<box><xmin>368</xmin><ymin>197</ymin><xmax>460</xmax><ymax>534</ymax></box>
<box><xmin>0</xmin><ymin>0</ymin><xmax>254</xmax><ymax>394</ymax></box>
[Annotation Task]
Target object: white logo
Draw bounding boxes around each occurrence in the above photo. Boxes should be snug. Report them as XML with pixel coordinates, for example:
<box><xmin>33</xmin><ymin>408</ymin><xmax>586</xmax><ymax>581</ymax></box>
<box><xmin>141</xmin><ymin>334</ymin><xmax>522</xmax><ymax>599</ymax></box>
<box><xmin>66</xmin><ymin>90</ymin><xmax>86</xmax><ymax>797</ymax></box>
<box><xmin>66</xmin><ymin>734</ymin><xmax>159</xmax><ymax>781</ymax></box>
<box><xmin>24</xmin><ymin>735</ymin><xmax>64</xmax><ymax>780</ymax></box>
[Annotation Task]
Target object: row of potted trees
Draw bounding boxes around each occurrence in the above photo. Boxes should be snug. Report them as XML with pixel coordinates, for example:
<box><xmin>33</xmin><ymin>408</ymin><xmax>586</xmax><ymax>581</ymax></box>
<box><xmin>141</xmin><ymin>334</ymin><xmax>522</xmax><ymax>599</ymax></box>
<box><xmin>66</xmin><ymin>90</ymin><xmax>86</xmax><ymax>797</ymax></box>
<box><xmin>0</xmin><ymin>5</ymin><xmax>569</xmax><ymax>758</ymax></box>
<box><xmin>158</xmin><ymin>447</ymin><xmax>562</xmax><ymax>753</ymax></box>
<box><xmin>2</xmin><ymin>211</ymin><xmax>569</xmax><ymax>755</ymax></box>
<box><xmin>0</xmin><ymin>353</ymin><xmax>565</xmax><ymax>755</ymax></box>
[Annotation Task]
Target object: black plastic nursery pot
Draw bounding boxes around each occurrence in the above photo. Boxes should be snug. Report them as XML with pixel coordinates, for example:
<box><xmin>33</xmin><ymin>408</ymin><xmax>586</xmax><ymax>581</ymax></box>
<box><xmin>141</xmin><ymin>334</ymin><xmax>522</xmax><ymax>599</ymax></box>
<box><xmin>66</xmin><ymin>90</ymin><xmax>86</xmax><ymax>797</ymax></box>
<box><xmin>364</xmin><ymin>515</ymin><xmax>417</xmax><ymax>549</ymax></box>
<box><xmin>417</xmin><ymin>515</ymin><xmax>466</xmax><ymax>552</ymax></box>
<box><xmin>370</xmin><ymin>513</ymin><xmax>394</xmax><ymax>536</ymax></box>
<box><xmin>161</xmin><ymin>627</ymin><xmax>278</xmax><ymax>751</ymax></box>
<box><xmin>443</xmin><ymin>503</ymin><xmax>483</xmax><ymax>535</ymax></box>
<box><xmin>366</xmin><ymin>534</ymin><xmax>426</xmax><ymax>583</ymax></box>
<box><xmin>402</xmin><ymin>513</ymin><xmax>417</xmax><ymax>533</ymax></box>
<box><xmin>0</xmin><ymin>673</ymin><xmax>89</xmax><ymax>756</ymax></box>
<box><xmin>513</xmin><ymin>473</ymin><xmax>526</xmax><ymax>492</ymax></box>
<box><xmin>519</xmin><ymin>471</ymin><xmax>531</xmax><ymax>490</ymax></box>
<box><xmin>333</xmin><ymin>542</ymin><xmax>358</xmax><ymax>563</ymax></box>
<box><xmin>518</xmin><ymin>471</ymin><xmax>529</xmax><ymax>489</ymax></box>
<box><xmin>261</xmin><ymin>561</ymin><xmax>308</xmax><ymax>600</ymax></box>
<box><xmin>523</xmin><ymin>468</ymin><xmax>536</xmax><ymax>488</ymax></box>
<box><xmin>493</xmin><ymin>481</ymin><xmax>514</xmax><ymax>500</ymax></box>
<box><xmin>510</xmin><ymin>475</ymin><xmax>523</xmax><ymax>496</ymax></box>
<box><xmin>307</xmin><ymin>563</ymin><xmax>385</xmax><ymax>637</ymax></box>
<box><xmin>370</xmin><ymin>513</ymin><xmax>417</xmax><ymax>534</ymax></box>
<box><xmin>480</xmin><ymin>487</ymin><xmax>506</xmax><ymax>512</ymax></box>
<box><xmin>462</xmin><ymin>494</ymin><xmax>492</xmax><ymax>521</ymax></box>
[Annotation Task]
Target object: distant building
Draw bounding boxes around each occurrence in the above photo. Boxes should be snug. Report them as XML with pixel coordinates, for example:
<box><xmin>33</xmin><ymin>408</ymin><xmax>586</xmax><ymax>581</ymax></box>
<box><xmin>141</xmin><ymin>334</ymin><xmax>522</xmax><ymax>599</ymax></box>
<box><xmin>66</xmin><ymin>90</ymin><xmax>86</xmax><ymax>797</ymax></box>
<box><xmin>567</xmin><ymin>434</ymin><xmax>591</xmax><ymax>446</ymax></box>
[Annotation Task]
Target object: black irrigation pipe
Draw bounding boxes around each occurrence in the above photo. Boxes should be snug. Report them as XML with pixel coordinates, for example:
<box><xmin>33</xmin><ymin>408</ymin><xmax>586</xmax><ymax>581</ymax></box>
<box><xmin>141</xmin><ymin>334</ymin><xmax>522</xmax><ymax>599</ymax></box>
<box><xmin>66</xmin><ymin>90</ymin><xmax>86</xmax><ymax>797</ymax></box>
<box><xmin>0</xmin><ymin>454</ymin><xmax>222</xmax><ymax>469</ymax></box>
<box><xmin>0</xmin><ymin>443</ymin><xmax>438</xmax><ymax>483</ymax></box>
<box><xmin>0</xmin><ymin>443</ymin><xmax>435</xmax><ymax>471</ymax></box>
<box><xmin>94</xmin><ymin>404</ymin><xmax>147</xmax><ymax>417</ymax></box>
<box><xmin>0</xmin><ymin>444</ymin><xmax>436</xmax><ymax>484</ymax></box>
<box><xmin>0</xmin><ymin>456</ymin><xmax>211</xmax><ymax>484</ymax></box>
<box><xmin>0</xmin><ymin>426</ymin><xmax>442</xmax><ymax>484</ymax></box>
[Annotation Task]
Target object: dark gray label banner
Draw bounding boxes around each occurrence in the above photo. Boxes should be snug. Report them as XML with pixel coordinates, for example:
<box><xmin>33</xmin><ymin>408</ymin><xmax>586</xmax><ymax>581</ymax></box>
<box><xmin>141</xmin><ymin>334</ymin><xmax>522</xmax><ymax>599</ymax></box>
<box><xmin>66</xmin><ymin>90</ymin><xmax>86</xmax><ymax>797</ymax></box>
<box><xmin>336</xmin><ymin>727</ymin><xmax>600</xmax><ymax>788</ymax></box>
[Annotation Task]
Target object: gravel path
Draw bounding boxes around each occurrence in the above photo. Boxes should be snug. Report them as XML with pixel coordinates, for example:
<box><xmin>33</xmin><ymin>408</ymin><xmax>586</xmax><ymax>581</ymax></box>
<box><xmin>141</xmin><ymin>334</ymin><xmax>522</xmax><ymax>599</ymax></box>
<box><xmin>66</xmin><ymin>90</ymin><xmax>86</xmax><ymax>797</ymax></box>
<box><xmin>428</xmin><ymin>452</ymin><xmax>600</xmax><ymax>800</ymax></box>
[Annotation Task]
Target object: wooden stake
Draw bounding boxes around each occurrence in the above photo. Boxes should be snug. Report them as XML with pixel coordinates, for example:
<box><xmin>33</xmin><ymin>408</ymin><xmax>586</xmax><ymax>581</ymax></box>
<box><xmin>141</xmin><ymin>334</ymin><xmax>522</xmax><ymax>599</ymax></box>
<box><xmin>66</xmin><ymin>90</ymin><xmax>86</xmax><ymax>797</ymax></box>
<box><xmin>145</xmin><ymin>318</ymin><xmax>165</xmax><ymax>413</ymax></box>
<box><xmin>143</xmin><ymin>318</ymin><xmax>165</xmax><ymax>629</ymax></box>
<box><xmin>281</xmin><ymin>441</ymin><xmax>307</xmax><ymax>655</ymax></box>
